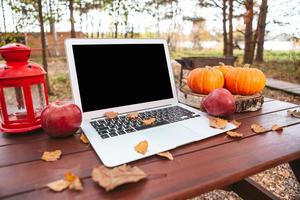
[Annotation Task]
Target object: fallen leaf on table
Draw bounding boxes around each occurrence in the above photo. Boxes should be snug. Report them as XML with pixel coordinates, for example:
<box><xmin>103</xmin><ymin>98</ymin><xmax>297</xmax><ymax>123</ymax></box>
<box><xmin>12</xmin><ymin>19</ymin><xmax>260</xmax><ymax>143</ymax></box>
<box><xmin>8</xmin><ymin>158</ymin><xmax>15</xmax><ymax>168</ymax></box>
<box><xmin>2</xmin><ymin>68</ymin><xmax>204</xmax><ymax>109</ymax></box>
<box><xmin>142</xmin><ymin>118</ymin><xmax>156</xmax><ymax>125</ymax></box>
<box><xmin>157</xmin><ymin>151</ymin><xmax>174</xmax><ymax>160</ymax></box>
<box><xmin>80</xmin><ymin>133</ymin><xmax>89</xmax><ymax>144</ymax></box>
<box><xmin>47</xmin><ymin>179</ymin><xmax>70</xmax><ymax>192</ymax></box>
<box><xmin>91</xmin><ymin>164</ymin><xmax>147</xmax><ymax>192</ymax></box>
<box><xmin>272</xmin><ymin>124</ymin><xmax>283</xmax><ymax>132</ymax></box>
<box><xmin>41</xmin><ymin>150</ymin><xmax>62</xmax><ymax>162</ymax></box>
<box><xmin>231</xmin><ymin>120</ymin><xmax>241</xmax><ymax>128</ymax></box>
<box><xmin>209</xmin><ymin>117</ymin><xmax>228</xmax><ymax>129</ymax></box>
<box><xmin>287</xmin><ymin>110</ymin><xmax>300</xmax><ymax>118</ymax></box>
<box><xmin>226</xmin><ymin>131</ymin><xmax>243</xmax><ymax>138</ymax></box>
<box><xmin>135</xmin><ymin>140</ymin><xmax>148</xmax><ymax>155</ymax></box>
<box><xmin>64</xmin><ymin>171</ymin><xmax>77</xmax><ymax>182</ymax></box>
<box><xmin>127</xmin><ymin>112</ymin><xmax>139</xmax><ymax>119</ymax></box>
<box><xmin>69</xmin><ymin>177</ymin><xmax>84</xmax><ymax>191</ymax></box>
<box><xmin>251</xmin><ymin>124</ymin><xmax>267</xmax><ymax>134</ymax></box>
<box><xmin>105</xmin><ymin>111</ymin><xmax>118</xmax><ymax>119</ymax></box>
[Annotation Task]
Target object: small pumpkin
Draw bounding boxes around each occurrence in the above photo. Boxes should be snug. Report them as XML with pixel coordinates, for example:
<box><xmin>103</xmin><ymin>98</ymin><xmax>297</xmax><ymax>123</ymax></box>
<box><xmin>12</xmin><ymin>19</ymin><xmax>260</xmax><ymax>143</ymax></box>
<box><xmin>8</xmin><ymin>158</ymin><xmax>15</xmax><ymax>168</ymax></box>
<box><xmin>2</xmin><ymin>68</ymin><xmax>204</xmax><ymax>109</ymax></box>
<box><xmin>187</xmin><ymin>66</ymin><xmax>224</xmax><ymax>94</ymax></box>
<box><xmin>214</xmin><ymin>62</ymin><xmax>233</xmax><ymax>77</ymax></box>
<box><xmin>225</xmin><ymin>64</ymin><xmax>266</xmax><ymax>95</ymax></box>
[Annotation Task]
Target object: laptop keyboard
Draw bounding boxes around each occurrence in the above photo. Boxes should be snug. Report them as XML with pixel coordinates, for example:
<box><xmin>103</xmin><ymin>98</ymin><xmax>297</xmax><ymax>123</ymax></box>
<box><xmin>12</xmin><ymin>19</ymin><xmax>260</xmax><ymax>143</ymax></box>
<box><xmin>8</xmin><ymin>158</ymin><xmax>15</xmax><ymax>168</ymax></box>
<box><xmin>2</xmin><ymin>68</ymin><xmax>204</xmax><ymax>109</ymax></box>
<box><xmin>90</xmin><ymin>106</ymin><xmax>200</xmax><ymax>139</ymax></box>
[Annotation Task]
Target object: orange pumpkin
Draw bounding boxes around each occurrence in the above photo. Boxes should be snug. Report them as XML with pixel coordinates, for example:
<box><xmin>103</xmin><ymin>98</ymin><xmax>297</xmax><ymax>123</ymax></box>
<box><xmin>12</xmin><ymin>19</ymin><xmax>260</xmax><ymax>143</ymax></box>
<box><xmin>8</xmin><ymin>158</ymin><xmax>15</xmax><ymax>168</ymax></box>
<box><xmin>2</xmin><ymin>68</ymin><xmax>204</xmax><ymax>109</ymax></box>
<box><xmin>214</xmin><ymin>62</ymin><xmax>233</xmax><ymax>77</ymax></box>
<box><xmin>187</xmin><ymin>66</ymin><xmax>224</xmax><ymax>94</ymax></box>
<box><xmin>225</xmin><ymin>64</ymin><xmax>266</xmax><ymax>95</ymax></box>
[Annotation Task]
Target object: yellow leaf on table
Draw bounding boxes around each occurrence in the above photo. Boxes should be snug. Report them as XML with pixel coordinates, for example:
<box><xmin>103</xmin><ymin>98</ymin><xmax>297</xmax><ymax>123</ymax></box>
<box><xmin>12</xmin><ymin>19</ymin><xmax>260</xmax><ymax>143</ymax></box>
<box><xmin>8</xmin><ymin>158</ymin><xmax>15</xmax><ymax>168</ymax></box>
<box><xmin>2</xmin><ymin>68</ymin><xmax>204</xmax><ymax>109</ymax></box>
<box><xmin>157</xmin><ymin>151</ymin><xmax>174</xmax><ymax>160</ymax></box>
<box><xmin>41</xmin><ymin>150</ymin><xmax>62</xmax><ymax>162</ymax></box>
<box><xmin>251</xmin><ymin>124</ymin><xmax>267</xmax><ymax>134</ymax></box>
<box><xmin>47</xmin><ymin>179</ymin><xmax>70</xmax><ymax>192</ymax></box>
<box><xmin>135</xmin><ymin>140</ymin><xmax>148</xmax><ymax>155</ymax></box>
<box><xmin>80</xmin><ymin>133</ymin><xmax>89</xmax><ymax>144</ymax></box>
<box><xmin>287</xmin><ymin>110</ymin><xmax>300</xmax><ymax>118</ymax></box>
<box><xmin>91</xmin><ymin>164</ymin><xmax>147</xmax><ymax>192</ymax></box>
<box><xmin>105</xmin><ymin>111</ymin><xmax>118</xmax><ymax>119</ymax></box>
<box><xmin>209</xmin><ymin>117</ymin><xmax>228</xmax><ymax>129</ymax></box>
<box><xmin>231</xmin><ymin>120</ymin><xmax>241</xmax><ymax>128</ymax></box>
<box><xmin>142</xmin><ymin>118</ymin><xmax>156</xmax><ymax>125</ymax></box>
<box><xmin>226</xmin><ymin>131</ymin><xmax>243</xmax><ymax>138</ymax></box>
<box><xmin>127</xmin><ymin>112</ymin><xmax>139</xmax><ymax>120</ymax></box>
<box><xmin>64</xmin><ymin>171</ymin><xmax>83</xmax><ymax>191</ymax></box>
<box><xmin>272</xmin><ymin>124</ymin><xmax>283</xmax><ymax>132</ymax></box>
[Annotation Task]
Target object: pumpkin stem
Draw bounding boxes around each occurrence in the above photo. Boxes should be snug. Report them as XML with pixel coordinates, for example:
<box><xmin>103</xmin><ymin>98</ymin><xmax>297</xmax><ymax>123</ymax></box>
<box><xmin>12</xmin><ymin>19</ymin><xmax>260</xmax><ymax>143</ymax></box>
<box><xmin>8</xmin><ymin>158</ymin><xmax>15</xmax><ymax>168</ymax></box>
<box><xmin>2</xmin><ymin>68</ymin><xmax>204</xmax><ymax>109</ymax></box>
<box><xmin>244</xmin><ymin>63</ymin><xmax>251</xmax><ymax>68</ymax></box>
<box><xmin>219</xmin><ymin>62</ymin><xmax>225</xmax><ymax>66</ymax></box>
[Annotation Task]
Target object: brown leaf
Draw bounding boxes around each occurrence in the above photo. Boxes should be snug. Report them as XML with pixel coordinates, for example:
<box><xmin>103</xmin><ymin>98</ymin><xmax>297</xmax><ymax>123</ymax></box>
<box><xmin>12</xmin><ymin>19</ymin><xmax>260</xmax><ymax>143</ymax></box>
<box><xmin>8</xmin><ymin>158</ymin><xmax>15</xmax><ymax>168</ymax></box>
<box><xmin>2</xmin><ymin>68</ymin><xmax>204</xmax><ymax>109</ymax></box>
<box><xmin>64</xmin><ymin>171</ymin><xmax>84</xmax><ymax>191</ymax></box>
<box><xmin>209</xmin><ymin>117</ymin><xmax>228</xmax><ymax>129</ymax></box>
<box><xmin>142</xmin><ymin>118</ymin><xmax>156</xmax><ymax>125</ymax></box>
<box><xmin>80</xmin><ymin>133</ymin><xmax>89</xmax><ymax>144</ymax></box>
<box><xmin>226</xmin><ymin>131</ymin><xmax>243</xmax><ymax>138</ymax></box>
<box><xmin>47</xmin><ymin>179</ymin><xmax>70</xmax><ymax>192</ymax></box>
<box><xmin>69</xmin><ymin>177</ymin><xmax>84</xmax><ymax>191</ymax></box>
<box><xmin>272</xmin><ymin>124</ymin><xmax>283</xmax><ymax>132</ymax></box>
<box><xmin>231</xmin><ymin>120</ymin><xmax>241</xmax><ymax>128</ymax></box>
<box><xmin>105</xmin><ymin>111</ymin><xmax>118</xmax><ymax>119</ymax></box>
<box><xmin>251</xmin><ymin>124</ymin><xmax>267</xmax><ymax>134</ymax></box>
<box><xmin>41</xmin><ymin>150</ymin><xmax>62</xmax><ymax>162</ymax></box>
<box><xmin>135</xmin><ymin>140</ymin><xmax>148</xmax><ymax>155</ymax></box>
<box><xmin>157</xmin><ymin>151</ymin><xmax>174</xmax><ymax>160</ymax></box>
<box><xmin>287</xmin><ymin>110</ymin><xmax>300</xmax><ymax>118</ymax></box>
<box><xmin>127</xmin><ymin>112</ymin><xmax>139</xmax><ymax>120</ymax></box>
<box><xmin>91</xmin><ymin>164</ymin><xmax>147</xmax><ymax>191</ymax></box>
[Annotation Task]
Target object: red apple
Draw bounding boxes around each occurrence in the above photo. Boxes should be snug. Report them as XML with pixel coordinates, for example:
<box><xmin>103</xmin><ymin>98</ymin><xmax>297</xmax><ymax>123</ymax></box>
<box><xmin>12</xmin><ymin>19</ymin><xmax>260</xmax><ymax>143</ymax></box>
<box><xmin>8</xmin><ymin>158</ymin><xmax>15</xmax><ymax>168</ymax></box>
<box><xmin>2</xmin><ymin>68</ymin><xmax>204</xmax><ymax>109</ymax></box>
<box><xmin>202</xmin><ymin>88</ymin><xmax>236</xmax><ymax>117</ymax></box>
<box><xmin>41</xmin><ymin>101</ymin><xmax>82</xmax><ymax>137</ymax></box>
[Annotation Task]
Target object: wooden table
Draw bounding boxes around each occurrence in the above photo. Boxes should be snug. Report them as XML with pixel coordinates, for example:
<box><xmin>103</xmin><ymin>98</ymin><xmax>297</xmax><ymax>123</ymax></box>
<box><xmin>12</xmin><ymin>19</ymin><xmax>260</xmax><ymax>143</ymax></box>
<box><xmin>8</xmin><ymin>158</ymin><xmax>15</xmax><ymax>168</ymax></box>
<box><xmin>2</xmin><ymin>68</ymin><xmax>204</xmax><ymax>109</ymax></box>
<box><xmin>1</xmin><ymin>98</ymin><xmax>300</xmax><ymax>200</ymax></box>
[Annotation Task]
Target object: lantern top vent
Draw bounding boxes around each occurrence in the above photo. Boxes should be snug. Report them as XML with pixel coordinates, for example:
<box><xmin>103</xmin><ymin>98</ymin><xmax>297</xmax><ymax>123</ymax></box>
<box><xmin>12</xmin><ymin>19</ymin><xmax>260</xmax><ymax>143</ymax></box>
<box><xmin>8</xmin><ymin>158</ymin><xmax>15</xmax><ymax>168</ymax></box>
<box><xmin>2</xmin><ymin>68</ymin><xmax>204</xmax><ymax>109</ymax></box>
<box><xmin>0</xmin><ymin>43</ymin><xmax>45</xmax><ymax>79</ymax></box>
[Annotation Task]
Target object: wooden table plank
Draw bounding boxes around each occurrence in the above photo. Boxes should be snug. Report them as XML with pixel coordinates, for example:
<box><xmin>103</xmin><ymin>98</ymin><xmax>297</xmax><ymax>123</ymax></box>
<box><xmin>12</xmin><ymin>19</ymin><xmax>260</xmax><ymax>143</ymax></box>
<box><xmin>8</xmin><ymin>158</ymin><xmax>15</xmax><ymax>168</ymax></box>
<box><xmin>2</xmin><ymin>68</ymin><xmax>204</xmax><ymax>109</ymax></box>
<box><xmin>1</xmin><ymin>104</ymin><xmax>299</xmax><ymax>171</ymax></box>
<box><xmin>5</xmin><ymin>123</ymin><xmax>300</xmax><ymax>200</ymax></box>
<box><xmin>1</xmin><ymin>107</ymin><xmax>300</xmax><ymax>198</ymax></box>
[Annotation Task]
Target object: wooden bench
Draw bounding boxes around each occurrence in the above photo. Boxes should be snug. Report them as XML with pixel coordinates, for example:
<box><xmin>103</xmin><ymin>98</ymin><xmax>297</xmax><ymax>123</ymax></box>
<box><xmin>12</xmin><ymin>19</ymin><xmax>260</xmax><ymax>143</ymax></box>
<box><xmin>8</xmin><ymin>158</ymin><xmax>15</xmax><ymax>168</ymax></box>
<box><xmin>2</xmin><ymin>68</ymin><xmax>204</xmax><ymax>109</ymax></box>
<box><xmin>176</xmin><ymin>56</ymin><xmax>236</xmax><ymax>86</ymax></box>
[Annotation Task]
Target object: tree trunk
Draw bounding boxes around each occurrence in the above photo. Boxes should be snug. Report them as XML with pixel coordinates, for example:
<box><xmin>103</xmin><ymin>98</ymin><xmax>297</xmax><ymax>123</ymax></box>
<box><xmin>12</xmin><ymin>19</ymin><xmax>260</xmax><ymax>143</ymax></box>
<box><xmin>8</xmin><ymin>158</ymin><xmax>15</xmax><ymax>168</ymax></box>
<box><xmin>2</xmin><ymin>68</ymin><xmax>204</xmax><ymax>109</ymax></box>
<box><xmin>222</xmin><ymin>0</ymin><xmax>228</xmax><ymax>56</ymax></box>
<box><xmin>1</xmin><ymin>0</ymin><xmax>6</xmax><ymax>33</ymax></box>
<box><xmin>243</xmin><ymin>0</ymin><xmax>254</xmax><ymax>64</ymax></box>
<box><xmin>228</xmin><ymin>0</ymin><xmax>233</xmax><ymax>56</ymax></box>
<box><xmin>255</xmin><ymin>0</ymin><xmax>268</xmax><ymax>62</ymax></box>
<box><xmin>49</xmin><ymin>0</ymin><xmax>60</xmax><ymax>57</ymax></box>
<box><xmin>69</xmin><ymin>0</ymin><xmax>76</xmax><ymax>38</ymax></box>
<box><xmin>37</xmin><ymin>0</ymin><xmax>52</xmax><ymax>95</ymax></box>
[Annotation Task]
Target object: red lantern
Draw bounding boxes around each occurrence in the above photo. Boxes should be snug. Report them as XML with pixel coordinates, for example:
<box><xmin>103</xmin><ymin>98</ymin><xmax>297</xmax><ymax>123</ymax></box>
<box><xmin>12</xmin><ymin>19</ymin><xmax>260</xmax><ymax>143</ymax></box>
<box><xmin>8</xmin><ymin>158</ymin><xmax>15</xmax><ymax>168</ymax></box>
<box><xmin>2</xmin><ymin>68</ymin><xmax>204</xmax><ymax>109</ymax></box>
<box><xmin>0</xmin><ymin>43</ymin><xmax>49</xmax><ymax>133</ymax></box>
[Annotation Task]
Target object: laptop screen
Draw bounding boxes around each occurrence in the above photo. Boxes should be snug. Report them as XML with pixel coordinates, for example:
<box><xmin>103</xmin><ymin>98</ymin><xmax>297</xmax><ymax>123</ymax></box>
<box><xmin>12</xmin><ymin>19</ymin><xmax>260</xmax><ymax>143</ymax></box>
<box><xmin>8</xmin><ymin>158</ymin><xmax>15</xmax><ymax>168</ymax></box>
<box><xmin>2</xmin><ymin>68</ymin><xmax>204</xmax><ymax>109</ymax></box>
<box><xmin>72</xmin><ymin>43</ymin><xmax>174</xmax><ymax>112</ymax></box>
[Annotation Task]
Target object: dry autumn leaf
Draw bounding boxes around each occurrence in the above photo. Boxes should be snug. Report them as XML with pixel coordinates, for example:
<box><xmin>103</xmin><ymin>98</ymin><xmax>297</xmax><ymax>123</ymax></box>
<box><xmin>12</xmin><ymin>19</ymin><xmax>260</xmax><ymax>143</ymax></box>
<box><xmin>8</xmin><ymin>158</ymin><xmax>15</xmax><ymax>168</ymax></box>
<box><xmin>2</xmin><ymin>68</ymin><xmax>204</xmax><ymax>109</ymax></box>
<box><xmin>272</xmin><ymin>124</ymin><xmax>283</xmax><ymax>132</ymax></box>
<box><xmin>157</xmin><ymin>151</ymin><xmax>174</xmax><ymax>160</ymax></box>
<box><xmin>287</xmin><ymin>110</ymin><xmax>300</xmax><ymax>119</ymax></box>
<box><xmin>41</xmin><ymin>150</ymin><xmax>62</xmax><ymax>162</ymax></box>
<box><xmin>209</xmin><ymin>117</ymin><xmax>228</xmax><ymax>129</ymax></box>
<box><xmin>69</xmin><ymin>177</ymin><xmax>84</xmax><ymax>191</ymax></box>
<box><xmin>47</xmin><ymin>179</ymin><xmax>70</xmax><ymax>192</ymax></box>
<box><xmin>251</xmin><ymin>124</ymin><xmax>267</xmax><ymax>134</ymax></box>
<box><xmin>142</xmin><ymin>118</ymin><xmax>156</xmax><ymax>125</ymax></box>
<box><xmin>91</xmin><ymin>165</ymin><xmax>147</xmax><ymax>192</ymax></box>
<box><xmin>231</xmin><ymin>120</ymin><xmax>241</xmax><ymax>128</ymax></box>
<box><xmin>226</xmin><ymin>131</ymin><xmax>243</xmax><ymax>138</ymax></box>
<box><xmin>135</xmin><ymin>140</ymin><xmax>148</xmax><ymax>155</ymax></box>
<box><xmin>105</xmin><ymin>111</ymin><xmax>118</xmax><ymax>119</ymax></box>
<box><xmin>80</xmin><ymin>133</ymin><xmax>89</xmax><ymax>144</ymax></box>
<box><xmin>127</xmin><ymin>112</ymin><xmax>139</xmax><ymax>120</ymax></box>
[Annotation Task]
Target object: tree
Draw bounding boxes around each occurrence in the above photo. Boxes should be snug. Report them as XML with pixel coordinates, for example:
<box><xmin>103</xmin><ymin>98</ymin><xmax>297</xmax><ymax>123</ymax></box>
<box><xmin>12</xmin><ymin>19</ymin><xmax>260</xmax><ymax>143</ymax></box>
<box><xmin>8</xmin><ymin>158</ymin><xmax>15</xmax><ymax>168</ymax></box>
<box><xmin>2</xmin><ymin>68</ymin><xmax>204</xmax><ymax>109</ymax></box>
<box><xmin>1</xmin><ymin>0</ymin><xmax>6</xmax><ymax>33</ymax></box>
<box><xmin>222</xmin><ymin>0</ymin><xmax>228</xmax><ymax>55</ymax></box>
<box><xmin>69</xmin><ymin>0</ymin><xmax>76</xmax><ymax>37</ymax></box>
<box><xmin>243</xmin><ymin>0</ymin><xmax>253</xmax><ymax>64</ymax></box>
<box><xmin>255</xmin><ymin>0</ymin><xmax>268</xmax><ymax>62</ymax></box>
<box><xmin>227</xmin><ymin>0</ymin><xmax>233</xmax><ymax>56</ymax></box>
<box><xmin>37</xmin><ymin>0</ymin><xmax>52</xmax><ymax>94</ymax></box>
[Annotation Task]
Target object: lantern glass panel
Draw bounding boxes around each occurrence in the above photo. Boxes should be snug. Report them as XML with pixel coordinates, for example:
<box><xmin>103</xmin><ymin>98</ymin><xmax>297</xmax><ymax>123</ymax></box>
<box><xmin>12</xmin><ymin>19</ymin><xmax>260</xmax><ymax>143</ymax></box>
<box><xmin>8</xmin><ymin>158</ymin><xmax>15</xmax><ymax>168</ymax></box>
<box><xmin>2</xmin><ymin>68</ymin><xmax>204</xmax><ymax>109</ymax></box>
<box><xmin>3</xmin><ymin>87</ymin><xmax>27</xmax><ymax>121</ymax></box>
<box><xmin>30</xmin><ymin>84</ymin><xmax>46</xmax><ymax>117</ymax></box>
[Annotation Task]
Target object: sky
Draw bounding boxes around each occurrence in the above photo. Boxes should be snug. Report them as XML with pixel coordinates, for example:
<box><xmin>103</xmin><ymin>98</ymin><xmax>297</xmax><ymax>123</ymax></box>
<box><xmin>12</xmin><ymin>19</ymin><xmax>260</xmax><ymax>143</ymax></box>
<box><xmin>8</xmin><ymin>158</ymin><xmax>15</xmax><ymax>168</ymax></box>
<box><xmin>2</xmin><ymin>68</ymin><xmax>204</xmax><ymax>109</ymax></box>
<box><xmin>0</xmin><ymin>0</ymin><xmax>299</xmax><ymax>39</ymax></box>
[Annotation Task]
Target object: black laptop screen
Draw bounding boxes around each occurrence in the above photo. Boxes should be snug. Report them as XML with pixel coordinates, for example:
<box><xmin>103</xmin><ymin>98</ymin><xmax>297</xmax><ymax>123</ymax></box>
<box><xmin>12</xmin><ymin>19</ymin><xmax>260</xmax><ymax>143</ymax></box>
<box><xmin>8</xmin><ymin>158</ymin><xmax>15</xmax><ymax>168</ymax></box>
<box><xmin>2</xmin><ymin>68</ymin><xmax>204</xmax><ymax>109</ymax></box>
<box><xmin>72</xmin><ymin>43</ymin><xmax>174</xmax><ymax>112</ymax></box>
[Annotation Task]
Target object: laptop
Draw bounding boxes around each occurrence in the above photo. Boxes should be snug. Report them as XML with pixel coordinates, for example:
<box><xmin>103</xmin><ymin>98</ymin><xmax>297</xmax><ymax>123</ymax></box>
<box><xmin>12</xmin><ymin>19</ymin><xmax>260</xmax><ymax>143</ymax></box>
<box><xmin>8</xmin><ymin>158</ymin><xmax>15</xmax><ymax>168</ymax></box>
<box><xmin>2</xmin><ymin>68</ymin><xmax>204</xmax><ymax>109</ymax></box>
<box><xmin>65</xmin><ymin>39</ymin><xmax>236</xmax><ymax>167</ymax></box>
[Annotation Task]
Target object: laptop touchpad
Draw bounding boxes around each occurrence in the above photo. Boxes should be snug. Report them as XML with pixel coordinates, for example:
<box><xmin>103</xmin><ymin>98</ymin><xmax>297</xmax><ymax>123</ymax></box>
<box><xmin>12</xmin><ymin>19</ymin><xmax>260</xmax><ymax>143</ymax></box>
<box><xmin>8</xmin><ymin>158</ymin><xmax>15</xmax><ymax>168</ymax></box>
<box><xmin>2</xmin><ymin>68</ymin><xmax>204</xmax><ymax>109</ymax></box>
<box><xmin>140</xmin><ymin>123</ymin><xmax>199</xmax><ymax>151</ymax></box>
